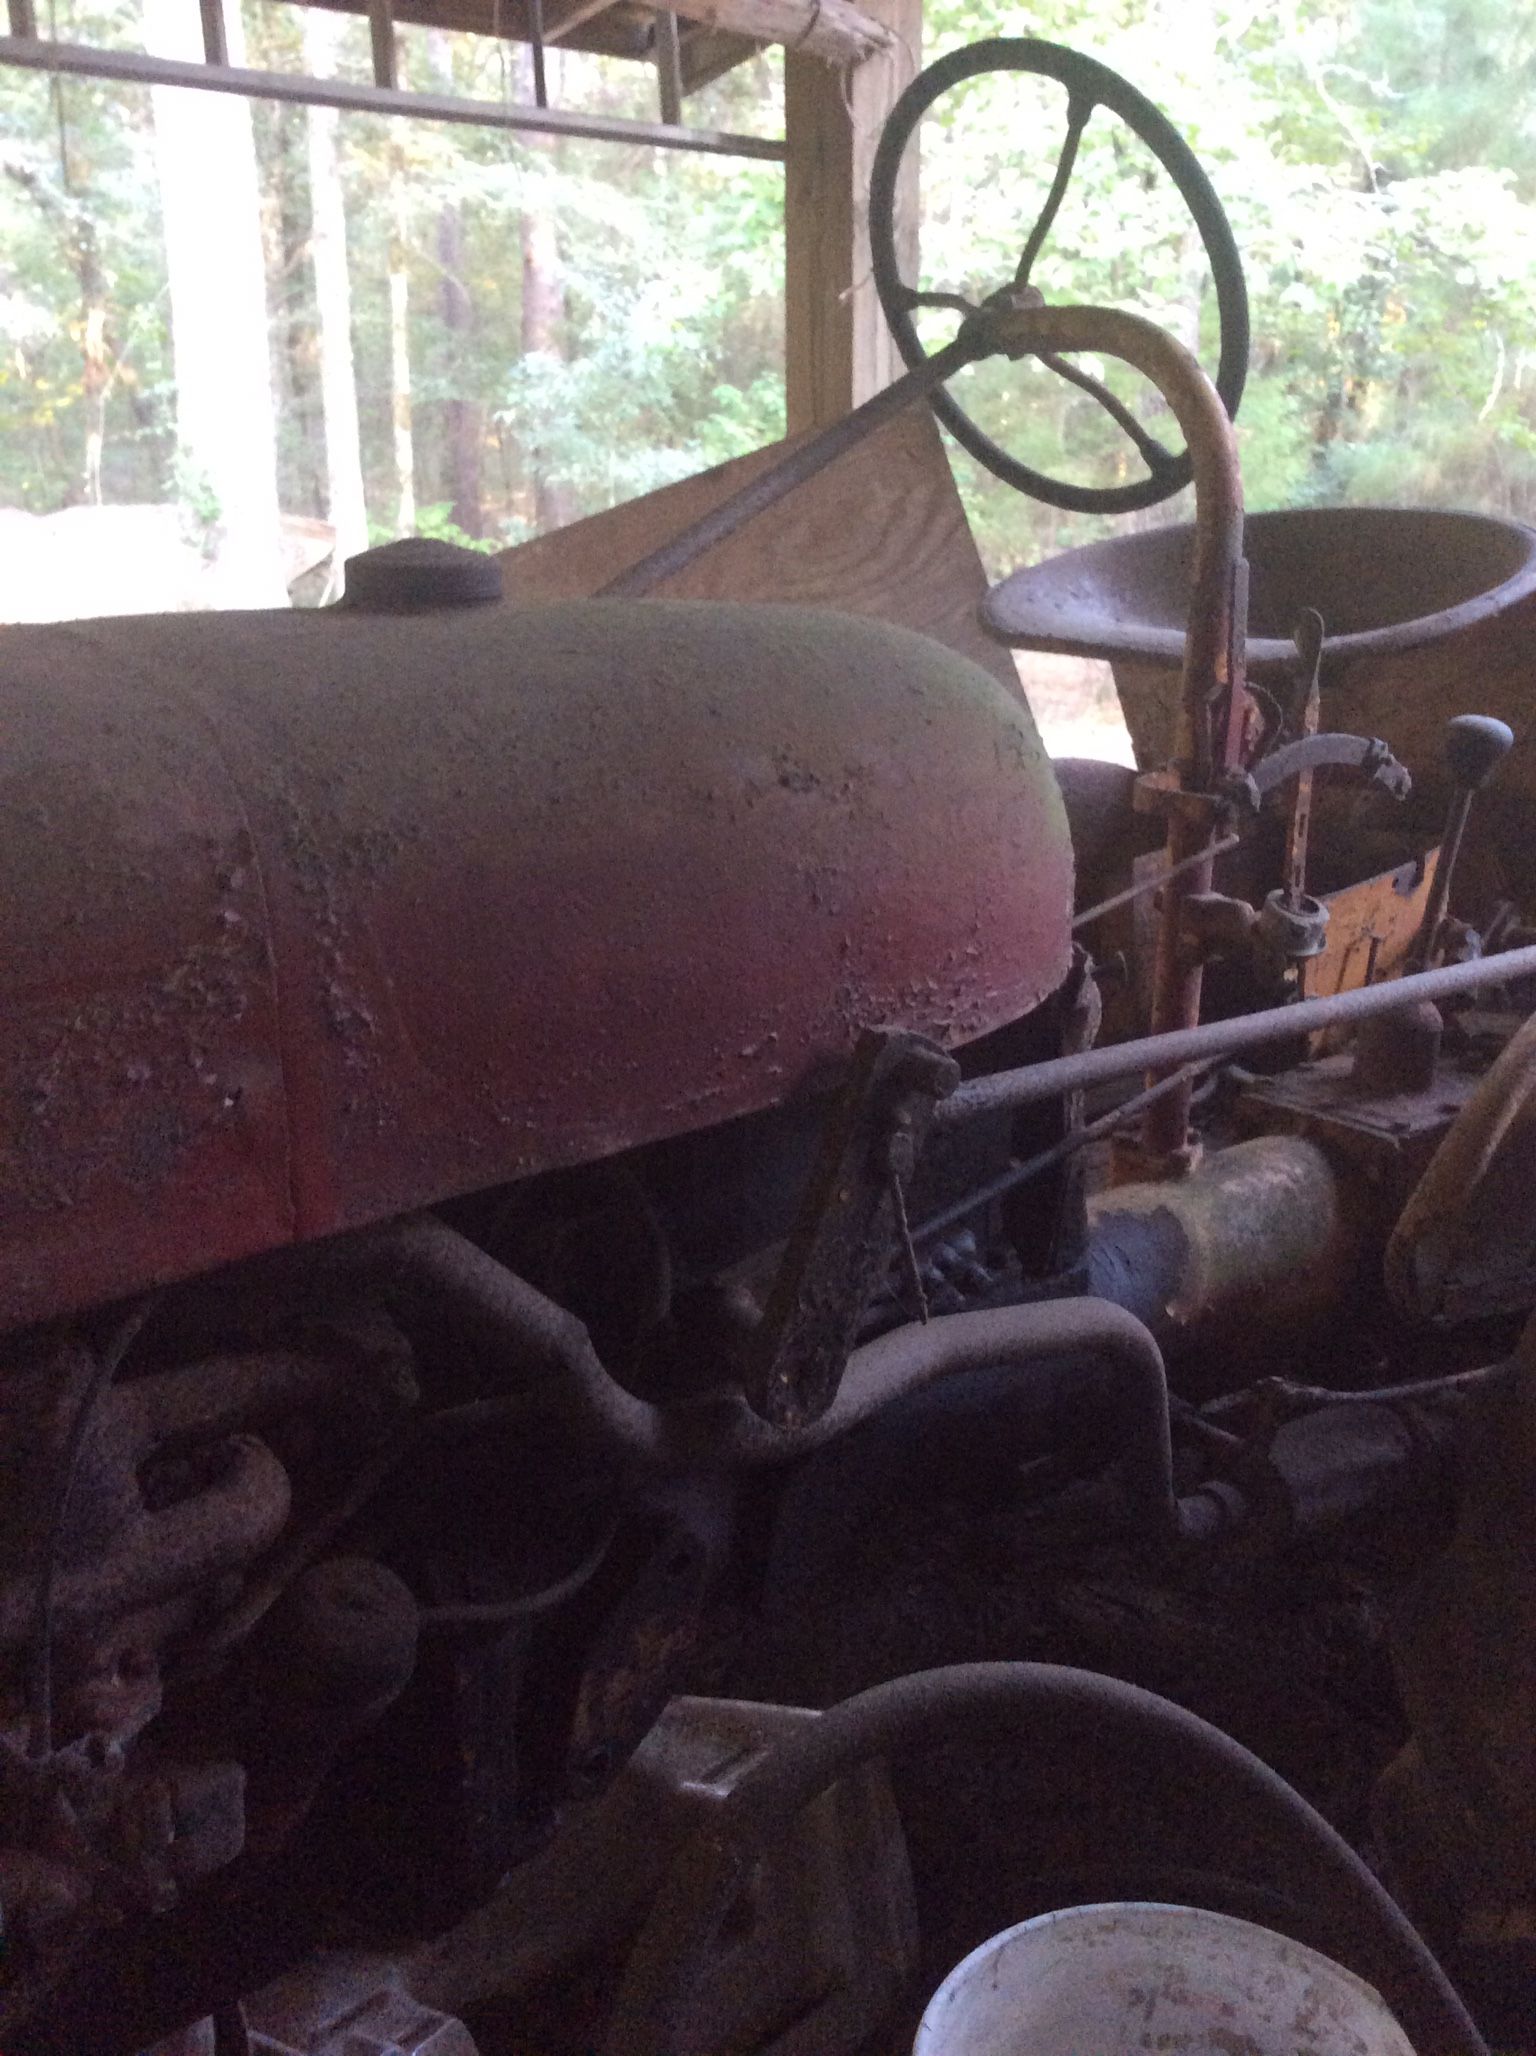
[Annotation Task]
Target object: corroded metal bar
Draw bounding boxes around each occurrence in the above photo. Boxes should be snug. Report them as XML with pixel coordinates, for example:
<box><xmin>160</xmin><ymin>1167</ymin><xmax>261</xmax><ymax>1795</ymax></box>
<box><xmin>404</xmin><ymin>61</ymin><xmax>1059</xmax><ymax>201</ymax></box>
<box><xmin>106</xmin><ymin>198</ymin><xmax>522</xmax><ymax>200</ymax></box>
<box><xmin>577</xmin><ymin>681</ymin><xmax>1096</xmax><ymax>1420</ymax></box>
<box><xmin>0</xmin><ymin>34</ymin><xmax>788</xmax><ymax>157</ymax></box>
<box><xmin>935</xmin><ymin>942</ymin><xmax>1536</xmax><ymax>1126</ymax></box>
<box><xmin>983</xmin><ymin>304</ymin><xmax>1249</xmax><ymax>1163</ymax></box>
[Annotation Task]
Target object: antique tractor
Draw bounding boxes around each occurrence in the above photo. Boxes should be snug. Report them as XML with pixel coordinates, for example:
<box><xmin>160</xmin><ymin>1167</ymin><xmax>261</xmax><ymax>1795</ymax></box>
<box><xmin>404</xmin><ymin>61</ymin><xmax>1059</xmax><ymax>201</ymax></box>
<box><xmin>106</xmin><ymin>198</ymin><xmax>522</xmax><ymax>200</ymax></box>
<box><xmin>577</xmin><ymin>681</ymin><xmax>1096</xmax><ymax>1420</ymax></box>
<box><xmin>3</xmin><ymin>38</ymin><xmax>1536</xmax><ymax>2056</ymax></box>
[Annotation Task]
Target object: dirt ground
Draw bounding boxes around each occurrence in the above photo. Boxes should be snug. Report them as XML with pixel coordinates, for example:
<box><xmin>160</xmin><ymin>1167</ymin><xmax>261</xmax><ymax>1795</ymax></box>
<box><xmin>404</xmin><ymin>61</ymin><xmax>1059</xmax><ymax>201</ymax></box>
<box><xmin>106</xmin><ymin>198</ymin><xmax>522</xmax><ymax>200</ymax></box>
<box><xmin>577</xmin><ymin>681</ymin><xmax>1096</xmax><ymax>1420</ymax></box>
<box><xmin>1013</xmin><ymin>649</ymin><xmax>1136</xmax><ymax>765</ymax></box>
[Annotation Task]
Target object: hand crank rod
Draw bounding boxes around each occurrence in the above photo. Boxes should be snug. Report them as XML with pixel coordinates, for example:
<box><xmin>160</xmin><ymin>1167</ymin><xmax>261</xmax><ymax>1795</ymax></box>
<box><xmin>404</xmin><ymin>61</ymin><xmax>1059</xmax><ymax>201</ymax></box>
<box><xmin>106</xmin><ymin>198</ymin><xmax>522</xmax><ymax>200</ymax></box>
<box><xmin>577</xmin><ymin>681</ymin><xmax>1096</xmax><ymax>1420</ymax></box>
<box><xmin>933</xmin><ymin>941</ymin><xmax>1536</xmax><ymax>1127</ymax></box>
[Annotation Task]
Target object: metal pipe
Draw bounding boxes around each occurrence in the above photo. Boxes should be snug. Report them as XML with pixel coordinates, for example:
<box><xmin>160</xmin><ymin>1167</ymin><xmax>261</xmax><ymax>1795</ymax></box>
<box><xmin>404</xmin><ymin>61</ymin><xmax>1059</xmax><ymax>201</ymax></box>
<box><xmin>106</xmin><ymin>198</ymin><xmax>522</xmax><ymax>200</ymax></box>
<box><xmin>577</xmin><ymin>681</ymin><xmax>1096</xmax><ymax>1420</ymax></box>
<box><xmin>367</xmin><ymin>0</ymin><xmax>397</xmax><ymax>90</ymax></box>
<box><xmin>1410</xmin><ymin>787</ymin><xmax>1473</xmax><ymax>974</ymax></box>
<box><xmin>197</xmin><ymin>0</ymin><xmax>226</xmax><ymax>65</ymax></box>
<box><xmin>913</xmin><ymin>1061</ymin><xmax>1214</xmax><ymax>1249</ymax></box>
<box><xmin>985</xmin><ymin>305</ymin><xmax>1249</xmax><ymax>1160</ymax></box>
<box><xmin>605</xmin><ymin>1661</ymin><xmax>1489</xmax><ymax>2056</ymax></box>
<box><xmin>1408</xmin><ymin>716</ymin><xmax>1515</xmax><ymax>974</ymax></box>
<box><xmin>0</xmin><ymin>35</ymin><xmax>788</xmax><ymax>159</ymax></box>
<box><xmin>985</xmin><ymin>305</ymin><xmax>1245</xmax><ymax>783</ymax></box>
<box><xmin>1072</xmin><ymin>833</ymin><xmax>1241</xmax><ymax>933</ymax></box>
<box><xmin>600</xmin><ymin>332</ymin><xmax>982</xmax><ymax>597</ymax></box>
<box><xmin>654</xmin><ymin>7</ymin><xmax>682</xmax><ymax>124</ymax></box>
<box><xmin>935</xmin><ymin>941</ymin><xmax>1536</xmax><ymax>1127</ymax></box>
<box><xmin>319</xmin><ymin>1218</ymin><xmax>1190</xmax><ymax>1509</ymax></box>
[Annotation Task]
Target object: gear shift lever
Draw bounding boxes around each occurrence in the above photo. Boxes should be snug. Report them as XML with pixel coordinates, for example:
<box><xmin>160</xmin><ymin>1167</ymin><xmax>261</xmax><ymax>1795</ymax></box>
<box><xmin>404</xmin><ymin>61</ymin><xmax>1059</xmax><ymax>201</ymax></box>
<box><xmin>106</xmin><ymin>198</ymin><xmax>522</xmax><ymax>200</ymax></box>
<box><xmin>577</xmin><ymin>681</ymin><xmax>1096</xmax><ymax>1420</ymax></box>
<box><xmin>1407</xmin><ymin>714</ymin><xmax>1514</xmax><ymax>973</ymax></box>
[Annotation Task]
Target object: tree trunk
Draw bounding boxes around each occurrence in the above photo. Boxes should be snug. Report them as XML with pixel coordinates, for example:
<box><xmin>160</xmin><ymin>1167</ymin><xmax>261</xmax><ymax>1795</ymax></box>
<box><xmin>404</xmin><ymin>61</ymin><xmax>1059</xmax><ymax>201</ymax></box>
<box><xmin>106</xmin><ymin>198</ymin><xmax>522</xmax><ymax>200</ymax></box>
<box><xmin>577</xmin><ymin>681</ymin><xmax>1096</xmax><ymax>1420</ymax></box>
<box><xmin>437</xmin><ymin>203</ymin><xmax>482</xmax><ymax>538</ymax></box>
<box><xmin>428</xmin><ymin>30</ymin><xmax>482</xmax><ymax>540</ymax></box>
<box><xmin>142</xmin><ymin>0</ymin><xmax>288</xmax><ymax>606</ymax></box>
<box><xmin>304</xmin><ymin>8</ymin><xmax>369</xmax><ymax>594</ymax></box>
<box><xmin>49</xmin><ymin>6</ymin><xmax>106</xmax><ymax>505</ymax></box>
<box><xmin>2</xmin><ymin>130</ymin><xmax>108</xmax><ymax>504</ymax></box>
<box><xmin>388</xmin><ymin>158</ymin><xmax>416</xmax><ymax>536</ymax></box>
<box><xmin>76</xmin><ymin>217</ymin><xmax>107</xmax><ymax>505</ymax></box>
<box><xmin>518</xmin><ymin>50</ymin><xmax>572</xmax><ymax>533</ymax></box>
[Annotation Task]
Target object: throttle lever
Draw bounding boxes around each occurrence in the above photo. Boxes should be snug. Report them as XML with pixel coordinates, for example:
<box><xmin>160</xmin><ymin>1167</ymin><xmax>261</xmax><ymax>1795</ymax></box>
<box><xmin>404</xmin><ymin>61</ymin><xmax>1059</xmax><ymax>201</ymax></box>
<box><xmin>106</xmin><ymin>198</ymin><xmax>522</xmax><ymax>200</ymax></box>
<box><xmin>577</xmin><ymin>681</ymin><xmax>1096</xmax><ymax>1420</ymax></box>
<box><xmin>1407</xmin><ymin>714</ymin><xmax>1515</xmax><ymax>973</ymax></box>
<box><xmin>1220</xmin><ymin>732</ymin><xmax>1411</xmax><ymax>814</ymax></box>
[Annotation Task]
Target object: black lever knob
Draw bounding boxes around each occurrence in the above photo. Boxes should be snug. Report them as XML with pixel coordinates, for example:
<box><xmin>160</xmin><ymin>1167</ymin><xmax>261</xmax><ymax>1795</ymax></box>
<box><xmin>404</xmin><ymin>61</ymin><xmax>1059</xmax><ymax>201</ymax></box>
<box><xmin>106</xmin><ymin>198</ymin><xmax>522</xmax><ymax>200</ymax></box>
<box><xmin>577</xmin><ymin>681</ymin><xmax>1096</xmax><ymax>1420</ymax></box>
<box><xmin>1444</xmin><ymin>714</ymin><xmax>1514</xmax><ymax>792</ymax></box>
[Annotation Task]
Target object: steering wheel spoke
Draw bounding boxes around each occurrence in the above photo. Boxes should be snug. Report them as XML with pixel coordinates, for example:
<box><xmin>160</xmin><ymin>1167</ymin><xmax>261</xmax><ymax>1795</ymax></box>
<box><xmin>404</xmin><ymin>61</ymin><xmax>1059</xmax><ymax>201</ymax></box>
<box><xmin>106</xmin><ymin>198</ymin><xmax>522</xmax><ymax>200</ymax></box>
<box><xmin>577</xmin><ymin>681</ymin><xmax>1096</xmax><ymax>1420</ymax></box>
<box><xmin>1014</xmin><ymin>89</ymin><xmax>1095</xmax><ymax>290</ymax></box>
<box><xmin>1036</xmin><ymin>347</ymin><xmax>1180</xmax><ymax>479</ymax></box>
<box><xmin>895</xmin><ymin>285</ymin><xmax>982</xmax><ymax>319</ymax></box>
<box><xmin>868</xmin><ymin>37</ymin><xmax>1248</xmax><ymax>515</ymax></box>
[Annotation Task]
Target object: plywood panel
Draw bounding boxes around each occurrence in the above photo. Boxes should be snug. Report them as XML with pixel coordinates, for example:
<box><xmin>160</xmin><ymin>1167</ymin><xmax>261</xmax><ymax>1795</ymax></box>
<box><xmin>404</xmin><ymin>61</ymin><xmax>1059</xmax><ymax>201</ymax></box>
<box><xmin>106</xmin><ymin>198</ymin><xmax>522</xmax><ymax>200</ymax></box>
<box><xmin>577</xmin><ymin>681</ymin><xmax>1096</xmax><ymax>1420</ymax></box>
<box><xmin>497</xmin><ymin>403</ymin><xmax>1020</xmax><ymax>699</ymax></box>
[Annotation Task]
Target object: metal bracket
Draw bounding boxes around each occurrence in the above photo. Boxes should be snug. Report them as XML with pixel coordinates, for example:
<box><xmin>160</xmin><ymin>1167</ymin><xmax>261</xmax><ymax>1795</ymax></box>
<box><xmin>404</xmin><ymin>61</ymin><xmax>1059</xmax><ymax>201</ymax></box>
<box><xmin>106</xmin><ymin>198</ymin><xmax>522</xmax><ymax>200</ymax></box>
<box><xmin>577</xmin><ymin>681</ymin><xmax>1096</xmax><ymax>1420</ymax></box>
<box><xmin>1222</xmin><ymin>733</ymin><xmax>1411</xmax><ymax>814</ymax></box>
<box><xmin>744</xmin><ymin>1028</ymin><xmax>960</xmax><ymax>1430</ymax></box>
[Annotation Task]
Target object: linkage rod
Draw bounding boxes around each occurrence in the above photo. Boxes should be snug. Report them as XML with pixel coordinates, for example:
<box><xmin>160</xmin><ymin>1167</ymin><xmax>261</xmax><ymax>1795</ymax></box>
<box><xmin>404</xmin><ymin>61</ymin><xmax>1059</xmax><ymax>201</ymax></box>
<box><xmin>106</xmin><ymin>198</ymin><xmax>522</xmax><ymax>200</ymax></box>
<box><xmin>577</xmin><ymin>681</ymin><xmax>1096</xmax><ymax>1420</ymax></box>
<box><xmin>935</xmin><ymin>942</ymin><xmax>1536</xmax><ymax>1126</ymax></box>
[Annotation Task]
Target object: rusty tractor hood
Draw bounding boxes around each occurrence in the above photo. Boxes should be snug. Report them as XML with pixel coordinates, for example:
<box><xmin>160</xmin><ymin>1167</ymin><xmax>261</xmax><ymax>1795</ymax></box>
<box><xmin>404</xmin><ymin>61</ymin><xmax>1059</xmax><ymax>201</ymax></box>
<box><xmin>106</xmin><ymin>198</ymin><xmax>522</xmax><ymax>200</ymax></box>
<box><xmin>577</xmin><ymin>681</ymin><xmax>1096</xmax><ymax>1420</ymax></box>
<box><xmin>0</xmin><ymin>598</ymin><xmax>1072</xmax><ymax>1329</ymax></box>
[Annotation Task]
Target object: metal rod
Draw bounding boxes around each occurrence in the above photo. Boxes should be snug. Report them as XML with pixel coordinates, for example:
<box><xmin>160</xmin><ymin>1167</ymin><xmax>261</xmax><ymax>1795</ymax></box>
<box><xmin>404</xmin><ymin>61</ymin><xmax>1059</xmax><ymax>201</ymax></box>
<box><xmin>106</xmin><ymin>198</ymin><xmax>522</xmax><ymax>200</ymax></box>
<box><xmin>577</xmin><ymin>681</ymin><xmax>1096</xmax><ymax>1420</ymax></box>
<box><xmin>0</xmin><ymin>35</ymin><xmax>787</xmax><ymax>159</ymax></box>
<box><xmin>975</xmin><ymin>306</ymin><xmax>1249</xmax><ymax>1164</ymax></box>
<box><xmin>368</xmin><ymin>0</ymin><xmax>398</xmax><ymax>89</ymax></box>
<box><xmin>197</xmin><ymin>0</ymin><xmax>227</xmax><ymax>66</ymax></box>
<box><xmin>914</xmin><ymin>1062</ymin><xmax>1213</xmax><ymax>1249</ymax></box>
<box><xmin>934</xmin><ymin>942</ymin><xmax>1536</xmax><ymax>1127</ymax></box>
<box><xmin>602</xmin><ymin>332</ymin><xmax>982</xmax><ymax>596</ymax></box>
<box><xmin>527</xmin><ymin>0</ymin><xmax>548</xmax><ymax>107</ymax></box>
<box><xmin>1407</xmin><ymin>789</ymin><xmax>1471</xmax><ymax>975</ymax></box>
<box><xmin>1072</xmin><ymin>833</ymin><xmax>1242</xmax><ymax>934</ymax></box>
<box><xmin>655</xmin><ymin>7</ymin><xmax>682</xmax><ymax>125</ymax></box>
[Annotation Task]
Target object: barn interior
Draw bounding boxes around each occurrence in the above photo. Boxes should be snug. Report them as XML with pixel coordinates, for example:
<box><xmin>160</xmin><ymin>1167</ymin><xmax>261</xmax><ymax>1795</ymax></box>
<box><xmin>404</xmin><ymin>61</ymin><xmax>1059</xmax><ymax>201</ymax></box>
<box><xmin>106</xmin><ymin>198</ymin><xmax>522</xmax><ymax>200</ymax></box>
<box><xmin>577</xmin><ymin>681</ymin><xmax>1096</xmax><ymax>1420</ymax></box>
<box><xmin>2</xmin><ymin>2</ymin><xmax>1536</xmax><ymax>2051</ymax></box>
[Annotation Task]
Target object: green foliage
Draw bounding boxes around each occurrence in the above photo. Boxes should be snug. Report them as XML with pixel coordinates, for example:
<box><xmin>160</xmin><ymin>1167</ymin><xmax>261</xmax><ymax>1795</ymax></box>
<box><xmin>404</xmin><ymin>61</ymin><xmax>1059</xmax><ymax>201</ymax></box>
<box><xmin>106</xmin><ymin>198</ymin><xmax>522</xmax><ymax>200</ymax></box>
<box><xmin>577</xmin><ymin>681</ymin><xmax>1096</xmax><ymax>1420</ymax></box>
<box><xmin>2</xmin><ymin>0</ymin><xmax>1535</xmax><ymax>592</ymax></box>
<box><xmin>405</xmin><ymin>500</ymin><xmax>500</xmax><ymax>551</ymax></box>
<box><xmin>919</xmin><ymin>0</ymin><xmax>1536</xmax><ymax>572</ymax></box>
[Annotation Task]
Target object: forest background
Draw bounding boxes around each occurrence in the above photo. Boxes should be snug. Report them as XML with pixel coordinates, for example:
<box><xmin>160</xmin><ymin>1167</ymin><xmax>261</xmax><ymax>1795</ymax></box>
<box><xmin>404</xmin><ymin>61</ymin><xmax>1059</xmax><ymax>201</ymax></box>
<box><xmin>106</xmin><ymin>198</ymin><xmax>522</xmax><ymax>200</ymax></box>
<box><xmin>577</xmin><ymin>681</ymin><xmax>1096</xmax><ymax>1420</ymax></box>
<box><xmin>2</xmin><ymin>0</ymin><xmax>1534</xmax><ymax>667</ymax></box>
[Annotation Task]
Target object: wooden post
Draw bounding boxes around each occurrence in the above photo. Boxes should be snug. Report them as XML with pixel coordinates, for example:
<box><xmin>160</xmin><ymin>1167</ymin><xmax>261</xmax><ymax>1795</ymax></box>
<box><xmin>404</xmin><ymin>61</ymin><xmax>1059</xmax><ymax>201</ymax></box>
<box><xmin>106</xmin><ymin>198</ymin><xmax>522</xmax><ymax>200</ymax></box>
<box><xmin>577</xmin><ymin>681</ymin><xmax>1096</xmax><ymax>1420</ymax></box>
<box><xmin>783</xmin><ymin>0</ymin><xmax>919</xmax><ymax>433</ymax></box>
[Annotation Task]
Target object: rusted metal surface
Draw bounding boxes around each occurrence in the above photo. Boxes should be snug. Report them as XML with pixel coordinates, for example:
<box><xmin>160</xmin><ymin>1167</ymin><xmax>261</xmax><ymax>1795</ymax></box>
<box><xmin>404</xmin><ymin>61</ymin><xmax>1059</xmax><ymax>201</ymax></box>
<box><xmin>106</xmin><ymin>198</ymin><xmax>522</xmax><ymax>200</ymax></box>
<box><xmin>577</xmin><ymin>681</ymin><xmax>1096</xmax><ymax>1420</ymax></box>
<box><xmin>746</xmin><ymin>1026</ymin><xmax>959</xmax><ymax>1429</ymax></box>
<box><xmin>933</xmin><ymin>939</ymin><xmax>1536</xmax><ymax>1124</ymax></box>
<box><xmin>975</xmin><ymin>305</ymin><xmax>1253</xmax><ymax>1166</ymax></box>
<box><xmin>0</xmin><ymin>1340</ymin><xmax>309</xmax><ymax>1654</ymax></box>
<box><xmin>0</xmin><ymin>600</ymin><xmax>1071</xmax><ymax>1330</ymax></box>
<box><xmin>236</xmin><ymin>1694</ymin><xmax>915</xmax><ymax>2056</ymax></box>
<box><xmin>1234</xmin><ymin>1037</ymin><xmax>1482</xmax><ymax>1222</ymax></box>
<box><xmin>1377</xmin><ymin>1312</ymin><xmax>1536</xmax><ymax>1937</ymax></box>
<box><xmin>983</xmin><ymin>505</ymin><xmax>1536</xmax><ymax>679</ymax></box>
<box><xmin>1280</xmin><ymin>610</ymin><xmax>1327</xmax><ymax>1000</ymax></box>
<box><xmin>1071</xmin><ymin>830</ymin><xmax>1241</xmax><ymax>934</ymax></box>
<box><xmin>1387</xmin><ymin>1007</ymin><xmax>1536</xmax><ymax>1326</ymax></box>
<box><xmin>1085</xmin><ymin>1135</ymin><xmax>1356</xmax><ymax>1349</ymax></box>
<box><xmin>1226</xmin><ymin>729</ymin><xmax>1409</xmax><ymax>809</ymax></box>
<box><xmin>1405</xmin><ymin>714</ymin><xmax>1515</xmax><ymax>974</ymax></box>
<box><xmin>0</xmin><ymin>34</ymin><xmax>788</xmax><ymax>160</ymax></box>
<box><xmin>1309</xmin><ymin>853</ymin><xmax>1440</xmax><ymax>1009</ymax></box>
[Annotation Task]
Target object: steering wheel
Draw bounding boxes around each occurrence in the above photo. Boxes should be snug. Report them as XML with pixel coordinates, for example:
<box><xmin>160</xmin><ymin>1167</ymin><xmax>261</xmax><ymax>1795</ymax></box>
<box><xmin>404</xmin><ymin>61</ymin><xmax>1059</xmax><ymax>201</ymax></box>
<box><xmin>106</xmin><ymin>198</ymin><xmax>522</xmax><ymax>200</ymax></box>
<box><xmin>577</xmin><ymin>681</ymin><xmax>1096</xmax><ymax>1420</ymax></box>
<box><xmin>869</xmin><ymin>38</ymin><xmax>1250</xmax><ymax>515</ymax></box>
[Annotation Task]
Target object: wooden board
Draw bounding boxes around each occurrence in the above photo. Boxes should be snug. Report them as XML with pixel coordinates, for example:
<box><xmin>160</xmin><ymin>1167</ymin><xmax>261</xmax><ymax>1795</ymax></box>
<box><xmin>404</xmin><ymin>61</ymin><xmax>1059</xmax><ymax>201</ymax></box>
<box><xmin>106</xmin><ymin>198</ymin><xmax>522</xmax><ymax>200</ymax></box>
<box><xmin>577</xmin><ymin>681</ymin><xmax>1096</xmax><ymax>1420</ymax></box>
<box><xmin>784</xmin><ymin>0</ymin><xmax>919</xmax><ymax>431</ymax></box>
<box><xmin>497</xmin><ymin>402</ymin><xmax>1022</xmax><ymax>700</ymax></box>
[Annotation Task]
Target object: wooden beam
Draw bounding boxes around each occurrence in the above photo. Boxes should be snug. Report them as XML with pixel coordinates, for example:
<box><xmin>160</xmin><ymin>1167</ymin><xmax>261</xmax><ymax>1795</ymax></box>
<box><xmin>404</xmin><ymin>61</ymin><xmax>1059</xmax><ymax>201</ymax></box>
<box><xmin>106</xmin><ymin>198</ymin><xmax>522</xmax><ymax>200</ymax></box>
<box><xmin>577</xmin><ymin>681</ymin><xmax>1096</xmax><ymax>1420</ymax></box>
<box><xmin>665</xmin><ymin>0</ymin><xmax>889</xmax><ymax>65</ymax></box>
<box><xmin>678</xmin><ymin>23</ymin><xmax>757</xmax><ymax>94</ymax></box>
<box><xmin>784</xmin><ymin>0</ymin><xmax>918</xmax><ymax>432</ymax></box>
<box><xmin>542</xmin><ymin>0</ymin><xmax>614</xmax><ymax>43</ymax></box>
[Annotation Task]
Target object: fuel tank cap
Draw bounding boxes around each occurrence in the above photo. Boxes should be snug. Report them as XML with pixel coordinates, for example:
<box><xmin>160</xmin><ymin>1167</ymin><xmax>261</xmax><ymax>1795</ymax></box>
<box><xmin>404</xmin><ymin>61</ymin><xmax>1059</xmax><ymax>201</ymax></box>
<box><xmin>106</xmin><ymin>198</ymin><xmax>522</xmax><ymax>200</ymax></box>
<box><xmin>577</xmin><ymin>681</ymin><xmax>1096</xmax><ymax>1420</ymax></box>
<box><xmin>342</xmin><ymin>536</ymin><xmax>504</xmax><ymax>611</ymax></box>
